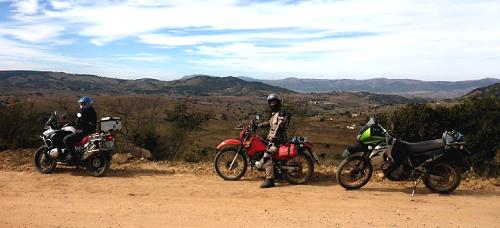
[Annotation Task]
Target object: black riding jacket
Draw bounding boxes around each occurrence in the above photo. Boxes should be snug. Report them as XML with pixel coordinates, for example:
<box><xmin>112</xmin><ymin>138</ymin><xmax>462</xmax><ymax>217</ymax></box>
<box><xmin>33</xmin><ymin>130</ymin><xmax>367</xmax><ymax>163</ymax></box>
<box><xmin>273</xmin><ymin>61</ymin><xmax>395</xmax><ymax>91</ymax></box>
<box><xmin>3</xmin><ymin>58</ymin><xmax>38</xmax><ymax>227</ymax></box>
<box><xmin>76</xmin><ymin>106</ymin><xmax>97</xmax><ymax>135</ymax></box>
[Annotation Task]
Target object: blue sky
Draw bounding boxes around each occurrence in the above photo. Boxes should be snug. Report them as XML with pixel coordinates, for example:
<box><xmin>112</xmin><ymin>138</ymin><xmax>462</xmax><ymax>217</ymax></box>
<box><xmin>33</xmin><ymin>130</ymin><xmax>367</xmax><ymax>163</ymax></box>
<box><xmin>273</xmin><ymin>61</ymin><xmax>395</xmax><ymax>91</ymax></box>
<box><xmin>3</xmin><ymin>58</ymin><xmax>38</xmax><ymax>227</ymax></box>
<box><xmin>0</xmin><ymin>0</ymin><xmax>499</xmax><ymax>81</ymax></box>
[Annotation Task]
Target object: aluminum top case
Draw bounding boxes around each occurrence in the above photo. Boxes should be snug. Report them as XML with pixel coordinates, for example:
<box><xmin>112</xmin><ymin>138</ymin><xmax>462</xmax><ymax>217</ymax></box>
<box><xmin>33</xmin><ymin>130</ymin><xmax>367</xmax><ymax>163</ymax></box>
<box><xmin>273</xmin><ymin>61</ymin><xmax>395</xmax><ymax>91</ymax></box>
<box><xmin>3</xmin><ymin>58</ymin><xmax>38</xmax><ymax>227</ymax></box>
<box><xmin>100</xmin><ymin>117</ymin><xmax>122</xmax><ymax>132</ymax></box>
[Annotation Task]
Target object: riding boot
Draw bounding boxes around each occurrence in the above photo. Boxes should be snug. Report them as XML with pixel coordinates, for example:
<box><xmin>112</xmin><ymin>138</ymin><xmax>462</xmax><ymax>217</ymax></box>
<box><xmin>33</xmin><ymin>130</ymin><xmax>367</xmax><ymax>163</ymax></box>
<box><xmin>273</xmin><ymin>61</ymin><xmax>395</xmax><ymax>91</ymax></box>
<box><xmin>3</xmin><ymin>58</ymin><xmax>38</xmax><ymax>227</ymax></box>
<box><xmin>260</xmin><ymin>178</ymin><xmax>275</xmax><ymax>188</ymax></box>
<box><xmin>261</xmin><ymin>158</ymin><xmax>275</xmax><ymax>188</ymax></box>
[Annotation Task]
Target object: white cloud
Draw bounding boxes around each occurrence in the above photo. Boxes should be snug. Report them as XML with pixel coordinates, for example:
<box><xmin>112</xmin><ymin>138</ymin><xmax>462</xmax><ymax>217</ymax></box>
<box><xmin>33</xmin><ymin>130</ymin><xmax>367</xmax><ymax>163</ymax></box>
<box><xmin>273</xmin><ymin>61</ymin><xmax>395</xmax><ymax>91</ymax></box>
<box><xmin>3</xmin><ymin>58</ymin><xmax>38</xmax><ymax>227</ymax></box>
<box><xmin>0</xmin><ymin>36</ymin><xmax>168</xmax><ymax>79</ymax></box>
<box><xmin>11</xmin><ymin>0</ymin><xmax>39</xmax><ymax>15</ymax></box>
<box><xmin>0</xmin><ymin>36</ymin><xmax>91</xmax><ymax>66</ymax></box>
<box><xmin>138</xmin><ymin>31</ymin><xmax>338</xmax><ymax>47</ymax></box>
<box><xmin>48</xmin><ymin>0</ymin><xmax>78</xmax><ymax>10</ymax></box>
<box><xmin>0</xmin><ymin>24</ymin><xmax>65</xmax><ymax>43</ymax></box>
<box><xmin>115</xmin><ymin>53</ymin><xmax>170</xmax><ymax>62</ymax></box>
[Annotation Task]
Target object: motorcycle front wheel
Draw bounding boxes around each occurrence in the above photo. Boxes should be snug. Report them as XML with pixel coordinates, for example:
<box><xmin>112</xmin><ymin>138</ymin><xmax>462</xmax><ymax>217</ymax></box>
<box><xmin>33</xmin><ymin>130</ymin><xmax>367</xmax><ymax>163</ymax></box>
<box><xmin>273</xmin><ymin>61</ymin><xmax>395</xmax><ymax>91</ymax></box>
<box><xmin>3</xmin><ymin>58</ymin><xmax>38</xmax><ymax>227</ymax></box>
<box><xmin>86</xmin><ymin>152</ymin><xmax>110</xmax><ymax>177</ymax></box>
<box><xmin>423</xmin><ymin>162</ymin><xmax>461</xmax><ymax>194</ymax></box>
<box><xmin>336</xmin><ymin>156</ymin><xmax>373</xmax><ymax>190</ymax></box>
<box><xmin>282</xmin><ymin>152</ymin><xmax>314</xmax><ymax>185</ymax></box>
<box><xmin>34</xmin><ymin>146</ymin><xmax>57</xmax><ymax>174</ymax></box>
<box><xmin>214</xmin><ymin>148</ymin><xmax>247</xmax><ymax>181</ymax></box>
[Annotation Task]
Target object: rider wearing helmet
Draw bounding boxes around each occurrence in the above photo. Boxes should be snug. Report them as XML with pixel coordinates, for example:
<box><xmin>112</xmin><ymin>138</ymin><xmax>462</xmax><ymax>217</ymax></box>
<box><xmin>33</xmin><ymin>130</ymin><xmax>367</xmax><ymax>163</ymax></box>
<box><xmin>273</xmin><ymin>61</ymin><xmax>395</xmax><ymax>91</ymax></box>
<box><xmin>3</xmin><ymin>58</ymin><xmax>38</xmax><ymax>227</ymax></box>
<box><xmin>63</xmin><ymin>96</ymin><xmax>97</xmax><ymax>159</ymax></box>
<box><xmin>256</xmin><ymin>93</ymin><xmax>290</xmax><ymax>188</ymax></box>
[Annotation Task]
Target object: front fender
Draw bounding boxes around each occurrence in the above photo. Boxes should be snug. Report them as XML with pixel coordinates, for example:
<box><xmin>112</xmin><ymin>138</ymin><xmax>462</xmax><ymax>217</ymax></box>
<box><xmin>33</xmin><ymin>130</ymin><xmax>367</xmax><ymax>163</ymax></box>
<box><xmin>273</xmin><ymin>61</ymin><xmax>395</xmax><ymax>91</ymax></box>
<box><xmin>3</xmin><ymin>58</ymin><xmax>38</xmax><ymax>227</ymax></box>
<box><xmin>216</xmin><ymin>139</ymin><xmax>241</xmax><ymax>150</ymax></box>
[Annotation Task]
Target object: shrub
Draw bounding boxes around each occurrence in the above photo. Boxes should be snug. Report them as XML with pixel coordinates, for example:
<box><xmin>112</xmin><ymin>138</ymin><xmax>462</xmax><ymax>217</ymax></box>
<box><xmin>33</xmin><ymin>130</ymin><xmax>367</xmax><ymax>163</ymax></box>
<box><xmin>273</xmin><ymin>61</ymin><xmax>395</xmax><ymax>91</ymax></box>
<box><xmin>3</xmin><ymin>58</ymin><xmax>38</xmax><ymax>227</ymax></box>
<box><xmin>0</xmin><ymin>102</ymin><xmax>43</xmax><ymax>149</ymax></box>
<box><xmin>131</xmin><ymin>100</ymin><xmax>212</xmax><ymax>161</ymax></box>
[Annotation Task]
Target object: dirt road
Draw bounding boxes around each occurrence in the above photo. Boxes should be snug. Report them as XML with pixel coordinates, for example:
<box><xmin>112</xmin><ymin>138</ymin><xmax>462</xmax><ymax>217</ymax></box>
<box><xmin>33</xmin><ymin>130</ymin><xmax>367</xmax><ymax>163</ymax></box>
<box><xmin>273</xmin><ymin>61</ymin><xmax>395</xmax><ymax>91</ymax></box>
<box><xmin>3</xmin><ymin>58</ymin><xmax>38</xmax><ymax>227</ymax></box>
<box><xmin>0</xmin><ymin>167</ymin><xmax>498</xmax><ymax>228</ymax></box>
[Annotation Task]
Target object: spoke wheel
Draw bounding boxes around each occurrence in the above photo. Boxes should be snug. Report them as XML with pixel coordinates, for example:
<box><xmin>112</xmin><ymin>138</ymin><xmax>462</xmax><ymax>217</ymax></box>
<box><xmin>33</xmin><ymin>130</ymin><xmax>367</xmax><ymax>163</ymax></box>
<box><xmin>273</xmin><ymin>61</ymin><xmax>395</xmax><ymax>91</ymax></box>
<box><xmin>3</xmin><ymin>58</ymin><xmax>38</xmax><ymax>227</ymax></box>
<box><xmin>86</xmin><ymin>152</ymin><xmax>110</xmax><ymax>177</ymax></box>
<box><xmin>423</xmin><ymin>163</ymin><xmax>461</xmax><ymax>194</ymax></box>
<box><xmin>282</xmin><ymin>152</ymin><xmax>314</xmax><ymax>184</ymax></box>
<box><xmin>34</xmin><ymin>146</ymin><xmax>57</xmax><ymax>174</ymax></box>
<box><xmin>336</xmin><ymin>156</ymin><xmax>373</xmax><ymax>190</ymax></box>
<box><xmin>214</xmin><ymin>148</ymin><xmax>247</xmax><ymax>181</ymax></box>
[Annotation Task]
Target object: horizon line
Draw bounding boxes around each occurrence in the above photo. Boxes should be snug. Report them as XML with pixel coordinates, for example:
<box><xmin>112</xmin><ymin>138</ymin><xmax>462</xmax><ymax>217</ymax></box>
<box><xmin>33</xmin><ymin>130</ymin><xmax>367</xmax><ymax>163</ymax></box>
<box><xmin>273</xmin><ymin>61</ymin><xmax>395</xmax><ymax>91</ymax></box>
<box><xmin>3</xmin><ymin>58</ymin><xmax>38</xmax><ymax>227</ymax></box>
<box><xmin>1</xmin><ymin>69</ymin><xmax>499</xmax><ymax>83</ymax></box>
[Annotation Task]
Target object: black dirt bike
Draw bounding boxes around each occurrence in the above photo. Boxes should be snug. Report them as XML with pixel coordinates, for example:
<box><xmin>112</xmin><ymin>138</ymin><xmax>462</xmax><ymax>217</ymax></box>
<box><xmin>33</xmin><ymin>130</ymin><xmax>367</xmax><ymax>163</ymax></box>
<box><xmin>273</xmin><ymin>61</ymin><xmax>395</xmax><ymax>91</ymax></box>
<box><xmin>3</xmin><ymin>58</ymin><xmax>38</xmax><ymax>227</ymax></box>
<box><xmin>336</xmin><ymin>118</ymin><xmax>471</xmax><ymax>195</ymax></box>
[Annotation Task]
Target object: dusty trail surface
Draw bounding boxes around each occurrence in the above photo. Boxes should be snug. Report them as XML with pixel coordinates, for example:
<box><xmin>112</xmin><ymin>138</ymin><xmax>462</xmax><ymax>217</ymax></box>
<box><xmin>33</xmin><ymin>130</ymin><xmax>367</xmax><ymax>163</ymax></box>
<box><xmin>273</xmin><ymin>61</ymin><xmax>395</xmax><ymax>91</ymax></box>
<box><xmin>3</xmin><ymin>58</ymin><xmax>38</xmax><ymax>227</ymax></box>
<box><xmin>0</xmin><ymin>166</ymin><xmax>499</xmax><ymax>228</ymax></box>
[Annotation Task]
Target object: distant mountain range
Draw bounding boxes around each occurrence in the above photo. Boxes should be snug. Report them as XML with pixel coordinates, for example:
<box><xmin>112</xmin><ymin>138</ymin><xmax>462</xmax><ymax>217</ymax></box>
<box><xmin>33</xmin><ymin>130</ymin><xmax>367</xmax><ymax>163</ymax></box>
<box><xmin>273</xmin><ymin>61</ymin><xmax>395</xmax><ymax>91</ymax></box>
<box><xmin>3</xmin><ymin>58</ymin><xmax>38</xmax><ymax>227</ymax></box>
<box><xmin>238</xmin><ymin>77</ymin><xmax>500</xmax><ymax>98</ymax></box>
<box><xmin>0</xmin><ymin>71</ymin><xmax>291</xmax><ymax>96</ymax></box>
<box><xmin>1</xmin><ymin>70</ymin><xmax>498</xmax><ymax>102</ymax></box>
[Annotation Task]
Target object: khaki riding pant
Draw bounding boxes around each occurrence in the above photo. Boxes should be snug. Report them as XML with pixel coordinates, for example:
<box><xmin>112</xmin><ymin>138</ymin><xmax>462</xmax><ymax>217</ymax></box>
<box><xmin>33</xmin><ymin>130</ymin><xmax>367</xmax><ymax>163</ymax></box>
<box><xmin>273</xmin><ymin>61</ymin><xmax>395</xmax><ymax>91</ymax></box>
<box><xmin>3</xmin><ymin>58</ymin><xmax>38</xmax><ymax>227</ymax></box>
<box><xmin>264</xmin><ymin>144</ymin><xmax>278</xmax><ymax>180</ymax></box>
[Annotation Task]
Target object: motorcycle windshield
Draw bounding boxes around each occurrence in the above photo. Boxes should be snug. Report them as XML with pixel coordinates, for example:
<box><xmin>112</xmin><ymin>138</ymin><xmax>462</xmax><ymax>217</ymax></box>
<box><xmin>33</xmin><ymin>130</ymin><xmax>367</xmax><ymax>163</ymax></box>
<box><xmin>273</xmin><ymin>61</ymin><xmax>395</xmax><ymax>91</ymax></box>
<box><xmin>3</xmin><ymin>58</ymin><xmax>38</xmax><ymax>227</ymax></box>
<box><xmin>358</xmin><ymin>118</ymin><xmax>375</xmax><ymax>135</ymax></box>
<box><xmin>357</xmin><ymin>117</ymin><xmax>387</xmax><ymax>144</ymax></box>
<box><xmin>46</xmin><ymin>112</ymin><xmax>57</xmax><ymax>126</ymax></box>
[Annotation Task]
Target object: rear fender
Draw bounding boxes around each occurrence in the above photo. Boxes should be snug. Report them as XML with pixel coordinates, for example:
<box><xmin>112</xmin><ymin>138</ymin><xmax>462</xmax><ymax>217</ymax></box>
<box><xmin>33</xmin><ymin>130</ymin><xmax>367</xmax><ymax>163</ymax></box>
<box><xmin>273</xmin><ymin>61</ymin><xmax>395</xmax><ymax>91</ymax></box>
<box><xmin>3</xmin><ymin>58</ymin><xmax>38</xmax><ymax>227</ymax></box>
<box><xmin>303</xmin><ymin>142</ymin><xmax>313</xmax><ymax>151</ymax></box>
<box><xmin>301</xmin><ymin>147</ymin><xmax>321</xmax><ymax>164</ymax></box>
<box><xmin>216</xmin><ymin>139</ymin><xmax>241</xmax><ymax>150</ymax></box>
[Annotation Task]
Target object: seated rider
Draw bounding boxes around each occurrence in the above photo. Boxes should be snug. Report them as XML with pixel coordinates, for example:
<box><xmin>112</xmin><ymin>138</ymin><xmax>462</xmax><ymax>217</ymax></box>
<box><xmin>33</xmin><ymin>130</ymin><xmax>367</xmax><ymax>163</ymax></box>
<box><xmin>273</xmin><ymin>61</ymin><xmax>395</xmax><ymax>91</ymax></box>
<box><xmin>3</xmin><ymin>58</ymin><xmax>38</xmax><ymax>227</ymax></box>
<box><xmin>63</xmin><ymin>96</ymin><xmax>97</xmax><ymax>159</ymax></box>
<box><xmin>256</xmin><ymin>93</ymin><xmax>290</xmax><ymax>188</ymax></box>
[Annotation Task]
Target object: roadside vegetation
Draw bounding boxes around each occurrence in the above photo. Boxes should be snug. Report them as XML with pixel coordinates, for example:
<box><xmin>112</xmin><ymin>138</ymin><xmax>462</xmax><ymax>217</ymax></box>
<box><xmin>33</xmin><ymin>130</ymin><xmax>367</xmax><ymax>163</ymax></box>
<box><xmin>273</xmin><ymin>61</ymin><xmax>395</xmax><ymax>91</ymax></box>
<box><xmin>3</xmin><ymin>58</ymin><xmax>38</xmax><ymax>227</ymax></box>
<box><xmin>0</xmin><ymin>94</ymin><xmax>498</xmax><ymax>177</ymax></box>
<box><xmin>382</xmin><ymin>97</ymin><xmax>499</xmax><ymax>177</ymax></box>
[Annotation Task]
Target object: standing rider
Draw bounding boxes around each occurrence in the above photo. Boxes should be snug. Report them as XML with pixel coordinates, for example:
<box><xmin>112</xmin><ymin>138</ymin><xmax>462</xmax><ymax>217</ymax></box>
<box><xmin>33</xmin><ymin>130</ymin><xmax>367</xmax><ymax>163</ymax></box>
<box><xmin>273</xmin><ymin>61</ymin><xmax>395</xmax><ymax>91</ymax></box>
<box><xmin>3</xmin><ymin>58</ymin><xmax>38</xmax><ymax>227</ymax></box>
<box><xmin>63</xmin><ymin>96</ymin><xmax>97</xmax><ymax>160</ymax></box>
<box><xmin>256</xmin><ymin>93</ymin><xmax>290</xmax><ymax>188</ymax></box>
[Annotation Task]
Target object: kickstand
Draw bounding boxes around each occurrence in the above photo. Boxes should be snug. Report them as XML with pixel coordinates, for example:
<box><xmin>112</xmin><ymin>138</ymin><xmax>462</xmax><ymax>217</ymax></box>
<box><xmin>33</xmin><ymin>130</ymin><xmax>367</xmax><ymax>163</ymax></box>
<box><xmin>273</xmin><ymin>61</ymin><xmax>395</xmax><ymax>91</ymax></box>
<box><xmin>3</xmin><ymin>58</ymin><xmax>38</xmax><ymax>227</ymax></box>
<box><xmin>411</xmin><ymin>178</ymin><xmax>421</xmax><ymax>197</ymax></box>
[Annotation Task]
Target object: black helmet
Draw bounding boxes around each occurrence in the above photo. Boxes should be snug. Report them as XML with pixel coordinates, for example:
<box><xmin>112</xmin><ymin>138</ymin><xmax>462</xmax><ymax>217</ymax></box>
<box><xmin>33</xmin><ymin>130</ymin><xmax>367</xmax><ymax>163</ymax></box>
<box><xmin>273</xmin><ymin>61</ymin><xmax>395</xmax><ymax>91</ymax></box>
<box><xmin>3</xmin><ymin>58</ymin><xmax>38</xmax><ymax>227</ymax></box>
<box><xmin>266</xmin><ymin>93</ymin><xmax>282</xmax><ymax>112</ymax></box>
<box><xmin>266</xmin><ymin>93</ymin><xmax>282</xmax><ymax>103</ymax></box>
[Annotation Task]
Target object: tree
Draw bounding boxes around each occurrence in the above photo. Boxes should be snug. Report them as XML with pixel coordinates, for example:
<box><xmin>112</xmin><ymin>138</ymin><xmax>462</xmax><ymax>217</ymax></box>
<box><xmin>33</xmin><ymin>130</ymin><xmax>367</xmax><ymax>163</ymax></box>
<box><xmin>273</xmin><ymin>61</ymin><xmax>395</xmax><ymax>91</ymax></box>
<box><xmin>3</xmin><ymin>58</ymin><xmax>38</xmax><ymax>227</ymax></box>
<box><xmin>165</xmin><ymin>100</ymin><xmax>211</xmax><ymax>159</ymax></box>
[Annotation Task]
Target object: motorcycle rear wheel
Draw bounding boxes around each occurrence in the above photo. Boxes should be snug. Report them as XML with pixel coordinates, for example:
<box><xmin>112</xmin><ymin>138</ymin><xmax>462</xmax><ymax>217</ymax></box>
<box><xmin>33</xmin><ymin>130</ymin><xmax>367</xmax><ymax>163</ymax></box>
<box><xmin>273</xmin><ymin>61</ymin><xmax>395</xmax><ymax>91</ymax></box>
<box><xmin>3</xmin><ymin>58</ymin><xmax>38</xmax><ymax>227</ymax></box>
<box><xmin>336</xmin><ymin>156</ymin><xmax>373</xmax><ymax>190</ymax></box>
<box><xmin>34</xmin><ymin>146</ymin><xmax>57</xmax><ymax>174</ymax></box>
<box><xmin>214</xmin><ymin>148</ymin><xmax>247</xmax><ymax>181</ymax></box>
<box><xmin>282</xmin><ymin>152</ymin><xmax>314</xmax><ymax>184</ymax></box>
<box><xmin>423</xmin><ymin>162</ymin><xmax>461</xmax><ymax>194</ymax></box>
<box><xmin>86</xmin><ymin>153</ymin><xmax>110</xmax><ymax>177</ymax></box>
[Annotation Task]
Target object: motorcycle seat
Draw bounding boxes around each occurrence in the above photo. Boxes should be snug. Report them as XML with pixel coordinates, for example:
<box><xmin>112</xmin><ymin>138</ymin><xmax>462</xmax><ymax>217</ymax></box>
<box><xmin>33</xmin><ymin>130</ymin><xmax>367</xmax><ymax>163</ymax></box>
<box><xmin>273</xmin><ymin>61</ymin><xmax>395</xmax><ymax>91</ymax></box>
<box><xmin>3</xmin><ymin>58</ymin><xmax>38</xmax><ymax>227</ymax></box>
<box><xmin>403</xmin><ymin>139</ymin><xmax>444</xmax><ymax>154</ymax></box>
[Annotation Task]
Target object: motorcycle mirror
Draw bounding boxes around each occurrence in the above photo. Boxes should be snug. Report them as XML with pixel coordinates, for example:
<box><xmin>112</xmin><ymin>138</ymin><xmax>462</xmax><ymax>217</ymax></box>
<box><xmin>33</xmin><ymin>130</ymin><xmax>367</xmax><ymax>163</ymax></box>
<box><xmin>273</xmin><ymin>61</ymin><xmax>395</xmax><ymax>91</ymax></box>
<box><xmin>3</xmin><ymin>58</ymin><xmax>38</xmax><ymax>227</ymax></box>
<box><xmin>77</xmin><ymin>113</ymin><xmax>82</xmax><ymax>118</ymax></box>
<box><xmin>255</xmin><ymin>115</ymin><xmax>260</xmax><ymax>120</ymax></box>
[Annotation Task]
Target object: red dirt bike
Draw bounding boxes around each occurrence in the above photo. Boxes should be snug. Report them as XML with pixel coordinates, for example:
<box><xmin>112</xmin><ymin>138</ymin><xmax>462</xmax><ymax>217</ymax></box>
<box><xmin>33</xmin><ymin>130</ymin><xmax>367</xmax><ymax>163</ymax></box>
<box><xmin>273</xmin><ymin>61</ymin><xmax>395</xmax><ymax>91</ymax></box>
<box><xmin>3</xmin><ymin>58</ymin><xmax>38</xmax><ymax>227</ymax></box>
<box><xmin>214</xmin><ymin>117</ymin><xmax>321</xmax><ymax>184</ymax></box>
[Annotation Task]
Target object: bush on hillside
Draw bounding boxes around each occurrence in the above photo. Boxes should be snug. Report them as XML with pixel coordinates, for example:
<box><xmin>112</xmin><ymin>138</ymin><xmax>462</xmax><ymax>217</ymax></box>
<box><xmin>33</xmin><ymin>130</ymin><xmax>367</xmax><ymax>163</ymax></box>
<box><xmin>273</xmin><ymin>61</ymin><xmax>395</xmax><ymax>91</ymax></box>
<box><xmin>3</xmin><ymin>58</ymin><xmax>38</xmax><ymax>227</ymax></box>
<box><xmin>0</xmin><ymin>102</ymin><xmax>43</xmax><ymax>149</ymax></box>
